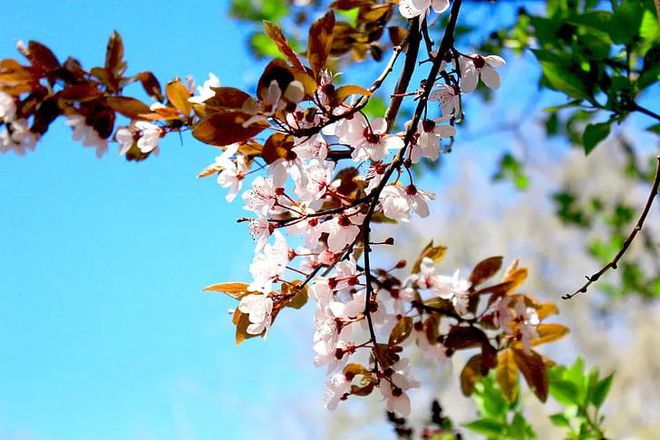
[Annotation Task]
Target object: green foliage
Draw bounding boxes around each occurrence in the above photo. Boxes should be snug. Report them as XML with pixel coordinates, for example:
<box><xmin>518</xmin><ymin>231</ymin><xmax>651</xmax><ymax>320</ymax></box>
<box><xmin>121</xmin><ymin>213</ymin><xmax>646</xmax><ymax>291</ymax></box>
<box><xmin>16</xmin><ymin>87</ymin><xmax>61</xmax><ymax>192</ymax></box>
<box><xmin>493</xmin><ymin>153</ymin><xmax>530</xmax><ymax>190</ymax></box>
<box><xmin>465</xmin><ymin>376</ymin><xmax>536</xmax><ymax>440</ymax></box>
<box><xmin>464</xmin><ymin>358</ymin><xmax>613</xmax><ymax>440</ymax></box>
<box><xmin>547</xmin><ymin>358</ymin><xmax>613</xmax><ymax>439</ymax></box>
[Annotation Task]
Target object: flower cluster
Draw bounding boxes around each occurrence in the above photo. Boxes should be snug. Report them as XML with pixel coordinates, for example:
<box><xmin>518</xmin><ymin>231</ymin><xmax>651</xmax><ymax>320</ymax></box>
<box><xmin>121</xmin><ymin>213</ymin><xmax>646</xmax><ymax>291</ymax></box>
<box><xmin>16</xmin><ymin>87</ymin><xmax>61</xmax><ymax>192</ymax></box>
<box><xmin>3</xmin><ymin>5</ymin><xmax>563</xmax><ymax>418</ymax></box>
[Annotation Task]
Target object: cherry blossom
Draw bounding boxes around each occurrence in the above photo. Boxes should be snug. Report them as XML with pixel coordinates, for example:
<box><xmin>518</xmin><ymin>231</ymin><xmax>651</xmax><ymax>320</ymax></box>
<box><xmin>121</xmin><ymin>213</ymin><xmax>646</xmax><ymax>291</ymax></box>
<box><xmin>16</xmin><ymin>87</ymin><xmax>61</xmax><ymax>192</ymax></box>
<box><xmin>248</xmin><ymin>231</ymin><xmax>288</xmax><ymax>293</ymax></box>
<box><xmin>458</xmin><ymin>54</ymin><xmax>506</xmax><ymax>93</ymax></box>
<box><xmin>0</xmin><ymin>91</ymin><xmax>16</xmax><ymax>121</ymax></box>
<box><xmin>380</xmin><ymin>184</ymin><xmax>435</xmax><ymax>222</ymax></box>
<box><xmin>238</xmin><ymin>293</ymin><xmax>273</xmax><ymax>335</ymax></box>
<box><xmin>324</xmin><ymin>373</ymin><xmax>351</xmax><ymax>410</ymax></box>
<box><xmin>214</xmin><ymin>144</ymin><xmax>248</xmax><ymax>202</ymax></box>
<box><xmin>318</xmin><ymin>211</ymin><xmax>365</xmax><ymax>253</ymax></box>
<box><xmin>343</xmin><ymin>116</ymin><xmax>404</xmax><ymax>162</ymax></box>
<box><xmin>410</xmin><ymin>119</ymin><xmax>456</xmax><ymax>163</ymax></box>
<box><xmin>0</xmin><ymin>119</ymin><xmax>37</xmax><ymax>155</ymax></box>
<box><xmin>380</xmin><ymin>358</ymin><xmax>420</xmax><ymax>417</ymax></box>
<box><xmin>434</xmin><ymin>269</ymin><xmax>470</xmax><ymax>315</ymax></box>
<box><xmin>242</xmin><ymin>176</ymin><xmax>279</xmax><ymax>216</ymax></box>
<box><xmin>514</xmin><ymin>297</ymin><xmax>540</xmax><ymax>352</ymax></box>
<box><xmin>399</xmin><ymin>0</ymin><xmax>449</xmax><ymax>19</ymax></box>
<box><xmin>66</xmin><ymin>115</ymin><xmax>108</xmax><ymax>158</ymax></box>
<box><xmin>188</xmin><ymin>72</ymin><xmax>220</xmax><ymax>104</ymax></box>
<box><xmin>430</xmin><ymin>84</ymin><xmax>462</xmax><ymax>119</ymax></box>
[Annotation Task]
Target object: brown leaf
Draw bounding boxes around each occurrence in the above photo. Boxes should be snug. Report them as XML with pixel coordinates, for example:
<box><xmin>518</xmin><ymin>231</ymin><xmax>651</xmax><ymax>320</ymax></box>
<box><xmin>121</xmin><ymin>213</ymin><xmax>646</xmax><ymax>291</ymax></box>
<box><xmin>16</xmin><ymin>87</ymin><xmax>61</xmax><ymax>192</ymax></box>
<box><xmin>257</xmin><ymin>59</ymin><xmax>295</xmax><ymax>101</ymax></box>
<box><xmin>166</xmin><ymin>80</ymin><xmax>192</xmax><ymax>115</ymax></box>
<box><xmin>192</xmin><ymin>112</ymin><xmax>268</xmax><ymax>147</ymax></box>
<box><xmin>469</xmin><ymin>256</ymin><xmax>503</xmax><ymax>288</ymax></box>
<box><xmin>512</xmin><ymin>347</ymin><xmax>548</xmax><ymax>402</ymax></box>
<box><xmin>531</xmin><ymin>323</ymin><xmax>569</xmax><ymax>347</ymax></box>
<box><xmin>389</xmin><ymin>316</ymin><xmax>413</xmax><ymax>346</ymax></box>
<box><xmin>135</xmin><ymin>71</ymin><xmax>163</xmax><ymax>102</ymax></box>
<box><xmin>444</xmin><ymin>326</ymin><xmax>488</xmax><ymax>350</ymax></box>
<box><xmin>308</xmin><ymin>11</ymin><xmax>336</xmax><ymax>77</ymax></box>
<box><xmin>106</xmin><ymin>96</ymin><xmax>152</xmax><ymax>118</ymax></box>
<box><xmin>262</xmin><ymin>132</ymin><xmax>294</xmax><ymax>164</ymax></box>
<box><xmin>388</xmin><ymin>26</ymin><xmax>408</xmax><ymax>47</ymax></box>
<box><xmin>56</xmin><ymin>84</ymin><xmax>102</xmax><ymax>102</ymax></box>
<box><xmin>203</xmin><ymin>281</ymin><xmax>252</xmax><ymax>300</ymax></box>
<box><xmin>25</xmin><ymin>41</ymin><xmax>60</xmax><ymax>72</ymax></box>
<box><xmin>335</xmin><ymin>84</ymin><xmax>372</xmax><ymax>103</ymax></box>
<box><xmin>282</xmin><ymin>280</ymin><xmax>309</xmax><ymax>310</ymax></box>
<box><xmin>496</xmin><ymin>348</ymin><xmax>519</xmax><ymax>402</ymax></box>
<box><xmin>263</xmin><ymin>21</ymin><xmax>306</xmax><ymax>71</ymax></box>
<box><xmin>412</xmin><ymin>241</ymin><xmax>447</xmax><ymax>273</ymax></box>
<box><xmin>460</xmin><ymin>354</ymin><xmax>483</xmax><ymax>396</ymax></box>
<box><xmin>105</xmin><ymin>31</ymin><xmax>126</xmax><ymax>79</ymax></box>
<box><xmin>203</xmin><ymin>87</ymin><xmax>252</xmax><ymax>112</ymax></box>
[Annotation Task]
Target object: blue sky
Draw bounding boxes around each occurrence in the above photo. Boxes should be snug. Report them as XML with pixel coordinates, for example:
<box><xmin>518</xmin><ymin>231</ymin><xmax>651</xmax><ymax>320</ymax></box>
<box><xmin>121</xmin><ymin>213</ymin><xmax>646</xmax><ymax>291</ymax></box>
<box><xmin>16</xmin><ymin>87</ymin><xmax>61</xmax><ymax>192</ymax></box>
<box><xmin>0</xmin><ymin>1</ymin><xmax>326</xmax><ymax>439</ymax></box>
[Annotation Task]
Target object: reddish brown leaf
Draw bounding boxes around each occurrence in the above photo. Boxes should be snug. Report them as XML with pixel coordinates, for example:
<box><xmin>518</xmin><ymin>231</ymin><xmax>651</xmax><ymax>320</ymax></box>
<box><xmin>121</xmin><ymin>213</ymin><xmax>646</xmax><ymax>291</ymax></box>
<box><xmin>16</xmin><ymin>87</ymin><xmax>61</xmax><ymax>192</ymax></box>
<box><xmin>25</xmin><ymin>41</ymin><xmax>60</xmax><ymax>72</ymax></box>
<box><xmin>444</xmin><ymin>326</ymin><xmax>488</xmax><ymax>350</ymax></box>
<box><xmin>135</xmin><ymin>71</ymin><xmax>163</xmax><ymax>102</ymax></box>
<box><xmin>262</xmin><ymin>133</ymin><xmax>294</xmax><ymax>164</ymax></box>
<box><xmin>106</xmin><ymin>96</ymin><xmax>151</xmax><ymax>118</ymax></box>
<box><xmin>469</xmin><ymin>256</ymin><xmax>503</xmax><ymax>288</ymax></box>
<box><xmin>203</xmin><ymin>87</ymin><xmax>252</xmax><ymax>112</ymax></box>
<box><xmin>263</xmin><ymin>21</ymin><xmax>306</xmax><ymax>71</ymax></box>
<box><xmin>257</xmin><ymin>60</ymin><xmax>295</xmax><ymax>101</ymax></box>
<box><xmin>308</xmin><ymin>11</ymin><xmax>336</xmax><ymax>77</ymax></box>
<box><xmin>105</xmin><ymin>31</ymin><xmax>126</xmax><ymax>78</ymax></box>
<box><xmin>56</xmin><ymin>84</ymin><xmax>102</xmax><ymax>102</ymax></box>
<box><xmin>460</xmin><ymin>354</ymin><xmax>483</xmax><ymax>396</ymax></box>
<box><xmin>512</xmin><ymin>347</ymin><xmax>548</xmax><ymax>402</ymax></box>
<box><xmin>192</xmin><ymin>112</ymin><xmax>268</xmax><ymax>147</ymax></box>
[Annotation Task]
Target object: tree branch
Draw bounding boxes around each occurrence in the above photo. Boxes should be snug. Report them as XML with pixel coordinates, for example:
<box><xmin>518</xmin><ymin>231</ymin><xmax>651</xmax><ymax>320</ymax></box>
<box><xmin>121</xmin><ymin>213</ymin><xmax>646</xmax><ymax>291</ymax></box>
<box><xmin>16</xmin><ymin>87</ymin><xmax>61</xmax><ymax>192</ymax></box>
<box><xmin>361</xmin><ymin>0</ymin><xmax>463</xmax><ymax>371</ymax></box>
<box><xmin>563</xmin><ymin>153</ymin><xmax>660</xmax><ymax>300</ymax></box>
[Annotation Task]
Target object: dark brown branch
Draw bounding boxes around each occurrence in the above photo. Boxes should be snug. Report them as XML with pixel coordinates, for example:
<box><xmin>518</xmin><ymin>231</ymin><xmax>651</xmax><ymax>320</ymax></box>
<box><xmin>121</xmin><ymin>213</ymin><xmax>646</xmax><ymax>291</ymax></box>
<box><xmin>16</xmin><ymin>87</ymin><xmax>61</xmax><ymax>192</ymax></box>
<box><xmin>630</xmin><ymin>102</ymin><xmax>660</xmax><ymax>121</ymax></box>
<box><xmin>361</xmin><ymin>1</ymin><xmax>463</xmax><ymax>372</ymax></box>
<box><xmin>563</xmin><ymin>153</ymin><xmax>660</xmax><ymax>300</ymax></box>
<box><xmin>384</xmin><ymin>18</ymin><xmax>422</xmax><ymax>129</ymax></box>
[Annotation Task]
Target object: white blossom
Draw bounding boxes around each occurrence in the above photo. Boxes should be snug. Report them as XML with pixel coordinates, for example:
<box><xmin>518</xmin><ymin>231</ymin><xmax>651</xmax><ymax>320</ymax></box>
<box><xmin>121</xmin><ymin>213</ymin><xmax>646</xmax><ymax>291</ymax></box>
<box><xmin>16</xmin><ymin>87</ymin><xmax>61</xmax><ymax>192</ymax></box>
<box><xmin>188</xmin><ymin>72</ymin><xmax>220</xmax><ymax>104</ymax></box>
<box><xmin>459</xmin><ymin>54</ymin><xmax>506</xmax><ymax>93</ymax></box>
<box><xmin>66</xmin><ymin>114</ymin><xmax>108</xmax><ymax>158</ymax></box>
<box><xmin>238</xmin><ymin>294</ymin><xmax>273</xmax><ymax>335</ymax></box>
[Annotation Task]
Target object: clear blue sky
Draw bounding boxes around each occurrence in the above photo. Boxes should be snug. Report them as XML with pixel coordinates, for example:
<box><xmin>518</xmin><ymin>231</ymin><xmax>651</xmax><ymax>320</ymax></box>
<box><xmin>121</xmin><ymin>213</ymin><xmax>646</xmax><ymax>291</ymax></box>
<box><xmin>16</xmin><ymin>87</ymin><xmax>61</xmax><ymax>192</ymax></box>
<box><xmin>0</xmin><ymin>1</ymin><xmax>324</xmax><ymax>439</ymax></box>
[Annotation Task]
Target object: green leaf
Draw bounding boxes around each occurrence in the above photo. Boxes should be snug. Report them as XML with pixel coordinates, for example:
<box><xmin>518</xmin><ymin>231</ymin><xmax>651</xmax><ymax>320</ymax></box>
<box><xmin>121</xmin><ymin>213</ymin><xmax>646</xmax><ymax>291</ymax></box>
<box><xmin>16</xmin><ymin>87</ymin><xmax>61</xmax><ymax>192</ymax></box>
<box><xmin>549</xmin><ymin>379</ymin><xmax>580</xmax><ymax>406</ymax></box>
<box><xmin>591</xmin><ymin>373</ymin><xmax>614</xmax><ymax>408</ymax></box>
<box><xmin>582</xmin><ymin>122</ymin><xmax>611</xmax><ymax>155</ymax></box>
<box><xmin>611</xmin><ymin>0</ymin><xmax>645</xmax><ymax>44</ymax></box>
<box><xmin>361</xmin><ymin>95</ymin><xmax>387</xmax><ymax>119</ymax></box>
<box><xmin>540</xmin><ymin>61</ymin><xmax>590</xmax><ymax>100</ymax></box>
<box><xmin>464</xmin><ymin>419</ymin><xmax>506</xmax><ymax>436</ymax></box>
<box><xmin>549</xmin><ymin>413</ymin><xmax>571</xmax><ymax>428</ymax></box>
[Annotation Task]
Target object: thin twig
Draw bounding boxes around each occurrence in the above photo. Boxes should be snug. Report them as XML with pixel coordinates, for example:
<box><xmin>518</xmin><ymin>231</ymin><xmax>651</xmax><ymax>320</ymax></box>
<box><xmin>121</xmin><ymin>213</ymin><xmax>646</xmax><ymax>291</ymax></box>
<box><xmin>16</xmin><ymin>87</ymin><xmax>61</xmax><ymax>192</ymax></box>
<box><xmin>563</xmin><ymin>153</ymin><xmax>660</xmax><ymax>300</ymax></box>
